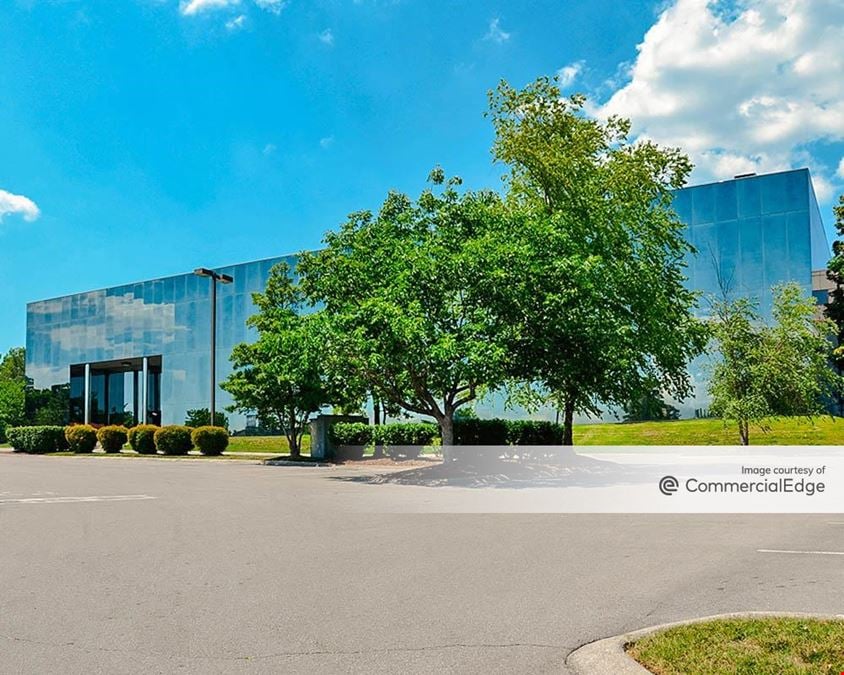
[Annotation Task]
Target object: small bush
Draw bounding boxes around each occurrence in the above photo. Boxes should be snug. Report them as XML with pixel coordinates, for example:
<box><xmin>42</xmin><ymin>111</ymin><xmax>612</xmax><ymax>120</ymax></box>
<box><xmin>330</xmin><ymin>422</ymin><xmax>373</xmax><ymax>447</ymax></box>
<box><xmin>65</xmin><ymin>425</ymin><xmax>98</xmax><ymax>453</ymax></box>
<box><xmin>6</xmin><ymin>426</ymin><xmax>68</xmax><ymax>453</ymax></box>
<box><xmin>154</xmin><ymin>425</ymin><xmax>193</xmax><ymax>455</ymax></box>
<box><xmin>128</xmin><ymin>425</ymin><xmax>158</xmax><ymax>454</ymax></box>
<box><xmin>191</xmin><ymin>426</ymin><xmax>229</xmax><ymax>456</ymax></box>
<box><xmin>97</xmin><ymin>425</ymin><xmax>128</xmax><ymax>453</ymax></box>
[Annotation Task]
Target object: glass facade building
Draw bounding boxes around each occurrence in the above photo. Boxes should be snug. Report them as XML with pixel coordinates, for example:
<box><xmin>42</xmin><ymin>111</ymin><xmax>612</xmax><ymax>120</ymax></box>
<box><xmin>25</xmin><ymin>168</ymin><xmax>830</xmax><ymax>427</ymax></box>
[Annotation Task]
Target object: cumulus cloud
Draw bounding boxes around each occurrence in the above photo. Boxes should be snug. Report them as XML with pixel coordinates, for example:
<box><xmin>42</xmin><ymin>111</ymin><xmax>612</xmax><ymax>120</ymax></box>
<box><xmin>557</xmin><ymin>61</ymin><xmax>583</xmax><ymax>89</ymax></box>
<box><xmin>180</xmin><ymin>0</ymin><xmax>240</xmax><ymax>16</ymax></box>
<box><xmin>319</xmin><ymin>135</ymin><xmax>334</xmax><ymax>149</ymax></box>
<box><xmin>595</xmin><ymin>0</ymin><xmax>844</xmax><ymax>190</ymax></box>
<box><xmin>484</xmin><ymin>17</ymin><xmax>510</xmax><ymax>44</ymax></box>
<box><xmin>318</xmin><ymin>28</ymin><xmax>334</xmax><ymax>46</ymax></box>
<box><xmin>0</xmin><ymin>188</ymin><xmax>40</xmax><ymax>223</ymax></box>
<box><xmin>837</xmin><ymin>157</ymin><xmax>844</xmax><ymax>179</ymax></box>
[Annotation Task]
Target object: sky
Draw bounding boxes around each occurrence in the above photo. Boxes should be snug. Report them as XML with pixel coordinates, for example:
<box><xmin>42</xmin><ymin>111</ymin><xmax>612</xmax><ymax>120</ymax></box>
<box><xmin>1</xmin><ymin>0</ymin><xmax>843</xmax><ymax>354</ymax></box>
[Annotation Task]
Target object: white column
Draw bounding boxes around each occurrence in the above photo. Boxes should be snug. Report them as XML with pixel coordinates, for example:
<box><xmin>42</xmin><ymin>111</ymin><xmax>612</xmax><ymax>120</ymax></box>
<box><xmin>83</xmin><ymin>363</ymin><xmax>91</xmax><ymax>425</ymax></box>
<box><xmin>141</xmin><ymin>357</ymin><xmax>149</xmax><ymax>425</ymax></box>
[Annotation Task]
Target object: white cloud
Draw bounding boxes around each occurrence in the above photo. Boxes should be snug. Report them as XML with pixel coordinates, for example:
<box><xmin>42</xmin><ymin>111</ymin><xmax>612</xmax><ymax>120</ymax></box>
<box><xmin>263</xmin><ymin>143</ymin><xmax>277</xmax><ymax>155</ymax></box>
<box><xmin>225</xmin><ymin>13</ymin><xmax>246</xmax><ymax>30</ymax></box>
<box><xmin>837</xmin><ymin>157</ymin><xmax>844</xmax><ymax>179</ymax></box>
<box><xmin>595</xmin><ymin>0</ymin><xmax>844</xmax><ymax>191</ymax></box>
<box><xmin>483</xmin><ymin>17</ymin><xmax>510</xmax><ymax>44</ymax></box>
<box><xmin>319</xmin><ymin>135</ymin><xmax>334</xmax><ymax>149</ymax></box>
<box><xmin>318</xmin><ymin>28</ymin><xmax>334</xmax><ymax>46</ymax></box>
<box><xmin>180</xmin><ymin>0</ymin><xmax>240</xmax><ymax>16</ymax></box>
<box><xmin>557</xmin><ymin>61</ymin><xmax>583</xmax><ymax>89</ymax></box>
<box><xmin>812</xmin><ymin>174</ymin><xmax>835</xmax><ymax>202</ymax></box>
<box><xmin>254</xmin><ymin>0</ymin><xmax>287</xmax><ymax>15</ymax></box>
<box><xmin>0</xmin><ymin>188</ymin><xmax>40</xmax><ymax>223</ymax></box>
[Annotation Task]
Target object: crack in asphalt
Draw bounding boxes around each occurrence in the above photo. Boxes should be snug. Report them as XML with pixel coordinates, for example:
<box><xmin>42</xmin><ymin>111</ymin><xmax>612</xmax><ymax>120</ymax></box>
<box><xmin>0</xmin><ymin>633</ymin><xmax>571</xmax><ymax>661</ymax></box>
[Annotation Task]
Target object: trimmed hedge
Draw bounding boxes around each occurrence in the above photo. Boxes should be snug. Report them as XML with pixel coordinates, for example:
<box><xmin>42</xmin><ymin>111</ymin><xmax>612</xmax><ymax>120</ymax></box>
<box><xmin>191</xmin><ymin>426</ymin><xmax>229</xmax><ymax>456</ymax></box>
<box><xmin>6</xmin><ymin>426</ymin><xmax>69</xmax><ymax>453</ymax></box>
<box><xmin>128</xmin><ymin>425</ymin><xmax>158</xmax><ymax>454</ymax></box>
<box><xmin>97</xmin><ymin>425</ymin><xmax>128</xmax><ymax>453</ymax></box>
<box><xmin>453</xmin><ymin>418</ymin><xmax>509</xmax><ymax>445</ymax></box>
<box><xmin>376</xmin><ymin>423</ymin><xmax>438</xmax><ymax>459</ymax></box>
<box><xmin>331</xmin><ymin>422</ymin><xmax>439</xmax><ymax>460</ymax></box>
<box><xmin>154</xmin><ymin>425</ymin><xmax>194</xmax><ymax>455</ymax></box>
<box><xmin>330</xmin><ymin>422</ymin><xmax>372</xmax><ymax>447</ymax></box>
<box><xmin>65</xmin><ymin>425</ymin><xmax>98</xmax><ymax>453</ymax></box>
<box><xmin>506</xmin><ymin>420</ymin><xmax>562</xmax><ymax>445</ymax></box>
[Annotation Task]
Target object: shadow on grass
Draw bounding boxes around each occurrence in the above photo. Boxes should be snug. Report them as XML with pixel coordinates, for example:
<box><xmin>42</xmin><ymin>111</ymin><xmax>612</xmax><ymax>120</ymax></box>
<box><xmin>328</xmin><ymin>452</ymin><xmax>658</xmax><ymax>489</ymax></box>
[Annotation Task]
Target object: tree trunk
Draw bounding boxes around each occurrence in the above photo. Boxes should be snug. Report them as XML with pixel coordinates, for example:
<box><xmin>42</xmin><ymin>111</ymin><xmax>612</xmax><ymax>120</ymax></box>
<box><xmin>739</xmin><ymin>420</ymin><xmax>749</xmax><ymax>446</ymax></box>
<box><xmin>288</xmin><ymin>433</ymin><xmax>301</xmax><ymax>457</ymax></box>
<box><xmin>440</xmin><ymin>414</ymin><xmax>454</xmax><ymax>463</ymax></box>
<box><xmin>562</xmin><ymin>398</ymin><xmax>575</xmax><ymax>446</ymax></box>
<box><xmin>372</xmin><ymin>398</ymin><xmax>384</xmax><ymax>458</ymax></box>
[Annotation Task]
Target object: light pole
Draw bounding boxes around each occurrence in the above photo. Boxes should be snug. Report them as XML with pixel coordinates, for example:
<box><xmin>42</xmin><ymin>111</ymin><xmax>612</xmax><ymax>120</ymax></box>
<box><xmin>194</xmin><ymin>267</ymin><xmax>233</xmax><ymax>427</ymax></box>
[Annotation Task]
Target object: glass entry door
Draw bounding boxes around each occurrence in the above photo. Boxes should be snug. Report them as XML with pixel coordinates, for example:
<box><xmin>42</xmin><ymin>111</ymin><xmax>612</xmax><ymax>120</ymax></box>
<box><xmin>69</xmin><ymin>356</ymin><xmax>162</xmax><ymax>425</ymax></box>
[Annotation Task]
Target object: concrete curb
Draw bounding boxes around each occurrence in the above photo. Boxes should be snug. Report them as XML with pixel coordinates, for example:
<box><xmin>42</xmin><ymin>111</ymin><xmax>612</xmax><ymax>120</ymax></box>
<box><xmin>566</xmin><ymin>611</ymin><xmax>844</xmax><ymax>674</ymax></box>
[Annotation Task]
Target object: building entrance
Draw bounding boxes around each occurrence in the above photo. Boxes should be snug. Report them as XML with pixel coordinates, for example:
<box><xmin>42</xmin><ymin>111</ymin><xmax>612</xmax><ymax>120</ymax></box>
<box><xmin>69</xmin><ymin>356</ymin><xmax>162</xmax><ymax>426</ymax></box>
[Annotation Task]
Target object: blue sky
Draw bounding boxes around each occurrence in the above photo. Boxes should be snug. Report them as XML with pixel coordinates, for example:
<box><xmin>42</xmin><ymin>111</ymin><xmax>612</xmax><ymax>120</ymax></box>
<box><xmin>2</xmin><ymin>0</ymin><xmax>843</xmax><ymax>354</ymax></box>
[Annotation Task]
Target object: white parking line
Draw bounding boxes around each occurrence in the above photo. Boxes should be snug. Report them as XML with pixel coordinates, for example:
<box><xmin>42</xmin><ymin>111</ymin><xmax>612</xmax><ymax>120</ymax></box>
<box><xmin>0</xmin><ymin>494</ymin><xmax>156</xmax><ymax>505</ymax></box>
<box><xmin>758</xmin><ymin>548</ymin><xmax>844</xmax><ymax>556</ymax></box>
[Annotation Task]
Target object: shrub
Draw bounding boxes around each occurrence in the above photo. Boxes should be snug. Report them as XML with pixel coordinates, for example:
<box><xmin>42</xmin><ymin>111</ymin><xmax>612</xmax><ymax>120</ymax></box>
<box><xmin>128</xmin><ymin>425</ymin><xmax>158</xmax><ymax>454</ymax></box>
<box><xmin>97</xmin><ymin>425</ymin><xmax>128</xmax><ymax>453</ymax></box>
<box><xmin>506</xmin><ymin>420</ymin><xmax>562</xmax><ymax>445</ymax></box>
<box><xmin>154</xmin><ymin>425</ymin><xmax>194</xmax><ymax>455</ymax></box>
<box><xmin>64</xmin><ymin>425</ymin><xmax>98</xmax><ymax>453</ymax></box>
<box><xmin>453</xmin><ymin>418</ymin><xmax>509</xmax><ymax>445</ymax></box>
<box><xmin>330</xmin><ymin>422</ymin><xmax>373</xmax><ymax>447</ymax></box>
<box><xmin>377</xmin><ymin>423</ymin><xmax>438</xmax><ymax>459</ymax></box>
<box><xmin>191</xmin><ymin>426</ymin><xmax>229</xmax><ymax>456</ymax></box>
<box><xmin>6</xmin><ymin>426</ymin><xmax>68</xmax><ymax>453</ymax></box>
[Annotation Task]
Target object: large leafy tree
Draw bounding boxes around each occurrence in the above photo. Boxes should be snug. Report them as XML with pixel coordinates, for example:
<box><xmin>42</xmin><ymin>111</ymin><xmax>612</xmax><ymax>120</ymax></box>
<box><xmin>825</xmin><ymin>194</ymin><xmax>844</xmax><ymax>415</ymax></box>
<box><xmin>297</xmin><ymin>171</ymin><xmax>509</xmax><ymax>456</ymax></box>
<box><xmin>222</xmin><ymin>262</ymin><xmax>358</xmax><ymax>457</ymax></box>
<box><xmin>709</xmin><ymin>283</ymin><xmax>842</xmax><ymax>445</ymax></box>
<box><xmin>485</xmin><ymin>76</ymin><xmax>708</xmax><ymax>444</ymax></box>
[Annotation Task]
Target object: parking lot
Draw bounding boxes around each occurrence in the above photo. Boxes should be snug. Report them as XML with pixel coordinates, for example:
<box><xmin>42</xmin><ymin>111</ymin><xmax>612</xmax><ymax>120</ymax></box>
<box><xmin>1</xmin><ymin>454</ymin><xmax>842</xmax><ymax>674</ymax></box>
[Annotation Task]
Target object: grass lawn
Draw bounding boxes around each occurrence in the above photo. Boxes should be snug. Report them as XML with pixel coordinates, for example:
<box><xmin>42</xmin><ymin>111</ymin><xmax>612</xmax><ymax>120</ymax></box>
<box><xmin>573</xmin><ymin>415</ymin><xmax>843</xmax><ymax>445</ymax></box>
<box><xmin>226</xmin><ymin>435</ymin><xmax>311</xmax><ymax>454</ymax></box>
<box><xmin>628</xmin><ymin>617</ymin><xmax>844</xmax><ymax>674</ymax></box>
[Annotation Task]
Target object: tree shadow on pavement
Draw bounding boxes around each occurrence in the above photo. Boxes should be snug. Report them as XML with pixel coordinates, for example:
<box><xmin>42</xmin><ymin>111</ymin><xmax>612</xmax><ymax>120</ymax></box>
<box><xmin>329</xmin><ymin>453</ymin><xmax>660</xmax><ymax>489</ymax></box>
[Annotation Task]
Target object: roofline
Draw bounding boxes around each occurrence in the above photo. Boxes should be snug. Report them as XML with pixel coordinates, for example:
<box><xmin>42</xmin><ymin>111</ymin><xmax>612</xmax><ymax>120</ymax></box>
<box><xmin>26</xmin><ymin>250</ymin><xmax>305</xmax><ymax>307</ymax></box>
<box><xmin>676</xmin><ymin>166</ymin><xmax>810</xmax><ymax>192</ymax></box>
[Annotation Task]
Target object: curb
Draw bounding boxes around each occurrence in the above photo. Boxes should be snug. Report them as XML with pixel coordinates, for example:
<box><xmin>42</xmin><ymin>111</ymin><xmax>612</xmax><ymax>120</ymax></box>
<box><xmin>565</xmin><ymin>611</ymin><xmax>844</xmax><ymax>674</ymax></box>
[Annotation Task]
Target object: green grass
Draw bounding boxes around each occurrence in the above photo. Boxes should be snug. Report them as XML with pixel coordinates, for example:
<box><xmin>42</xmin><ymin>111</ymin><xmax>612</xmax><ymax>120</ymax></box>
<box><xmin>628</xmin><ymin>617</ymin><xmax>844</xmax><ymax>674</ymax></box>
<box><xmin>573</xmin><ymin>416</ymin><xmax>843</xmax><ymax>446</ymax></box>
<box><xmin>225</xmin><ymin>434</ymin><xmax>311</xmax><ymax>454</ymax></box>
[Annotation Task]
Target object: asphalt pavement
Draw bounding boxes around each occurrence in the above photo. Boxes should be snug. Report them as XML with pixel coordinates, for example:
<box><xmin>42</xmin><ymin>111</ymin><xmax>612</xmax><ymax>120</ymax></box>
<box><xmin>1</xmin><ymin>454</ymin><xmax>842</xmax><ymax>674</ymax></box>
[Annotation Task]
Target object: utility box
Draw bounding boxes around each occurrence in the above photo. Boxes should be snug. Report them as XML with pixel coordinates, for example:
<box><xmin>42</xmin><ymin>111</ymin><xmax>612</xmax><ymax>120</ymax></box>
<box><xmin>309</xmin><ymin>414</ymin><xmax>368</xmax><ymax>460</ymax></box>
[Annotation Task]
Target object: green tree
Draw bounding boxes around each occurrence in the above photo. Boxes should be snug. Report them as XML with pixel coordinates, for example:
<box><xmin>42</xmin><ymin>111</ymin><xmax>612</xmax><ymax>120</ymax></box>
<box><xmin>486</xmin><ymin>76</ymin><xmax>708</xmax><ymax>444</ymax></box>
<box><xmin>709</xmin><ymin>283</ymin><xmax>841</xmax><ymax>445</ymax></box>
<box><xmin>222</xmin><ymin>262</ymin><xmax>357</xmax><ymax>457</ymax></box>
<box><xmin>0</xmin><ymin>347</ymin><xmax>27</xmax><ymax>441</ymax></box>
<box><xmin>825</xmin><ymin>194</ymin><xmax>844</xmax><ymax>415</ymax></box>
<box><xmin>297</xmin><ymin>171</ymin><xmax>509</xmax><ymax>457</ymax></box>
<box><xmin>185</xmin><ymin>408</ymin><xmax>229</xmax><ymax>430</ymax></box>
